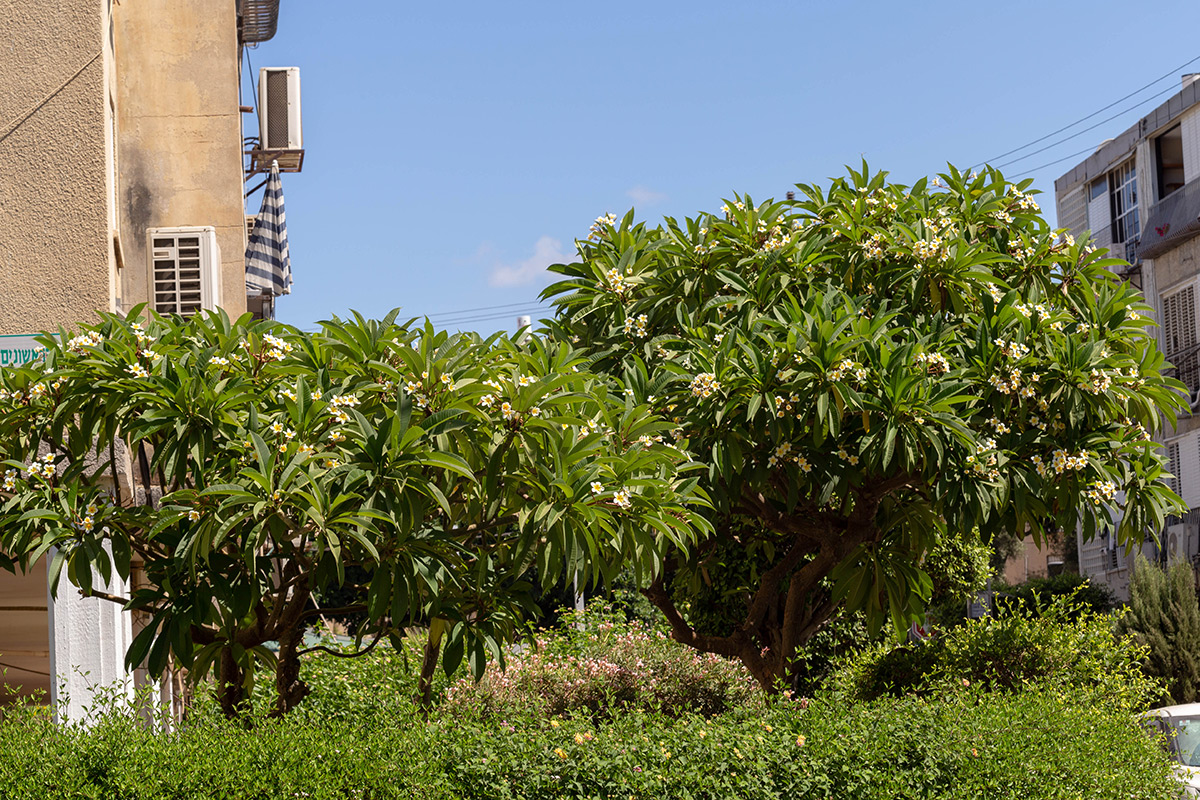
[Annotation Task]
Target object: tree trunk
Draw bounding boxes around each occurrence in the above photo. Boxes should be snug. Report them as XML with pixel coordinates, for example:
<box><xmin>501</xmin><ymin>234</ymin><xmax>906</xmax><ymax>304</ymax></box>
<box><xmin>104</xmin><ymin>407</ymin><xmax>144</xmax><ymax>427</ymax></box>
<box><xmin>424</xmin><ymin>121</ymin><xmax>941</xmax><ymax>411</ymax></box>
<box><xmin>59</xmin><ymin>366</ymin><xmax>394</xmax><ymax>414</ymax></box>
<box><xmin>216</xmin><ymin>646</ymin><xmax>249</xmax><ymax>720</ymax></box>
<box><xmin>416</xmin><ymin>619</ymin><xmax>445</xmax><ymax>713</ymax></box>
<box><xmin>271</xmin><ymin>622</ymin><xmax>310</xmax><ymax>717</ymax></box>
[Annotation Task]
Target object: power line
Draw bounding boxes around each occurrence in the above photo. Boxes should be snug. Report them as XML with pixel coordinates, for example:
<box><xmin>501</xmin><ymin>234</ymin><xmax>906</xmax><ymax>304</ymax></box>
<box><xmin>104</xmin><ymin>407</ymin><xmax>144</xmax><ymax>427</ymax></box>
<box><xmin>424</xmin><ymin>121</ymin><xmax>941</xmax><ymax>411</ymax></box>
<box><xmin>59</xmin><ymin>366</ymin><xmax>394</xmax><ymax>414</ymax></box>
<box><xmin>423</xmin><ymin>300</ymin><xmax>549</xmax><ymax>318</ymax></box>
<box><xmin>0</xmin><ymin>50</ymin><xmax>103</xmax><ymax>146</ymax></box>
<box><xmin>1010</xmin><ymin>145</ymin><xmax>1100</xmax><ymax>180</ymax></box>
<box><xmin>0</xmin><ymin>660</ymin><xmax>50</xmax><ymax>678</ymax></box>
<box><xmin>992</xmin><ymin>81</ymin><xmax>1182</xmax><ymax>171</ymax></box>
<box><xmin>972</xmin><ymin>53</ymin><xmax>1200</xmax><ymax>169</ymax></box>
<box><xmin>431</xmin><ymin>307</ymin><xmax>550</xmax><ymax>328</ymax></box>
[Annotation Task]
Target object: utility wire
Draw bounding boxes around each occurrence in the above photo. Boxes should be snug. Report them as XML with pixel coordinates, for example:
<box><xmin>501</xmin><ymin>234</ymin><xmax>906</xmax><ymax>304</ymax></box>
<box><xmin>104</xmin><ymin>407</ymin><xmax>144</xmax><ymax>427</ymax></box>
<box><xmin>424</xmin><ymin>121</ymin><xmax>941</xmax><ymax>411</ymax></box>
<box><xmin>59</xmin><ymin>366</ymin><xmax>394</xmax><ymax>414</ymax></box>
<box><xmin>992</xmin><ymin>81</ymin><xmax>1182</xmax><ymax>171</ymax></box>
<box><xmin>424</xmin><ymin>300</ymin><xmax>549</xmax><ymax>318</ymax></box>
<box><xmin>1011</xmin><ymin>145</ymin><xmax>1101</xmax><ymax>180</ymax></box>
<box><xmin>0</xmin><ymin>51</ymin><xmax>103</xmax><ymax>146</ymax></box>
<box><xmin>433</xmin><ymin>308</ymin><xmax>548</xmax><ymax>326</ymax></box>
<box><xmin>971</xmin><ymin>53</ymin><xmax>1200</xmax><ymax>169</ymax></box>
<box><xmin>432</xmin><ymin>307</ymin><xmax>550</xmax><ymax>328</ymax></box>
<box><xmin>0</xmin><ymin>660</ymin><xmax>51</xmax><ymax>678</ymax></box>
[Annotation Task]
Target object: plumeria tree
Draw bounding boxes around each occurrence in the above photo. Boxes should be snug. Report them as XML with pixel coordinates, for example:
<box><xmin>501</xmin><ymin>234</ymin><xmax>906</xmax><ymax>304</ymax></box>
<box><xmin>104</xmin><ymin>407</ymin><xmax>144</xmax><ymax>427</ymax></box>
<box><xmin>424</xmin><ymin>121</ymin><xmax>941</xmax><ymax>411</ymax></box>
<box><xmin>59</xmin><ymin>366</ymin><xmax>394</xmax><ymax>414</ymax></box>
<box><xmin>0</xmin><ymin>310</ymin><xmax>708</xmax><ymax>716</ymax></box>
<box><xmin>541</xmin><ymin>163</ymin><xmax>1186</xmax><ymax>692</ymax></box>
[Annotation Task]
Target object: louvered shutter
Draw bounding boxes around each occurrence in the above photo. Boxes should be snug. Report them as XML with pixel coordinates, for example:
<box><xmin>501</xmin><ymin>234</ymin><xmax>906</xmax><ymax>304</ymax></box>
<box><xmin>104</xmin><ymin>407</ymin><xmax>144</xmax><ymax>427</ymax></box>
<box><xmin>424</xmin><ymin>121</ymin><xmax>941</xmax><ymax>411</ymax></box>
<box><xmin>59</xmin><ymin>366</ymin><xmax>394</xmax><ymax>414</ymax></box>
<box><xmin>1163</xmin><ymin>285</ymin><xmax>1198</xmax><ymax>355</ymax></box>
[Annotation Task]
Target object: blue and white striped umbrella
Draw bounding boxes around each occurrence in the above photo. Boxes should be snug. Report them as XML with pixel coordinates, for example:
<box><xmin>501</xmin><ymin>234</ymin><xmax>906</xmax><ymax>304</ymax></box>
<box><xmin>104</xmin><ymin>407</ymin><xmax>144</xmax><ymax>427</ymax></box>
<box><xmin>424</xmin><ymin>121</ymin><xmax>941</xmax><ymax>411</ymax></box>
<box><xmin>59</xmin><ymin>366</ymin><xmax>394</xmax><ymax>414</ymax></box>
<box><xmin>245</xmin><ymin>160</ymin><xmax>292</xmax><ymax>296</ymax></box>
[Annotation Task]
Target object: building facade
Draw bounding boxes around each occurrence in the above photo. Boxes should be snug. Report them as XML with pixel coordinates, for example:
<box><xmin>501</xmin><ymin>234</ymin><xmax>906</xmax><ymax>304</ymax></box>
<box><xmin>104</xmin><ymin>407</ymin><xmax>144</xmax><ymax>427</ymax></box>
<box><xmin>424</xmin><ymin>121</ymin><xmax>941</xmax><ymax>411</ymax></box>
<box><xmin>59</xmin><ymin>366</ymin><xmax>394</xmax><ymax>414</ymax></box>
<box><xmin>1055</xmin><ymin>74</ymin><xmax>1200</xmax><ymax>600</ymax></box>
<box><xmin>0</xmin><ymin>0</ymin><xmax>293</xmax><ymax>716</ymax></box>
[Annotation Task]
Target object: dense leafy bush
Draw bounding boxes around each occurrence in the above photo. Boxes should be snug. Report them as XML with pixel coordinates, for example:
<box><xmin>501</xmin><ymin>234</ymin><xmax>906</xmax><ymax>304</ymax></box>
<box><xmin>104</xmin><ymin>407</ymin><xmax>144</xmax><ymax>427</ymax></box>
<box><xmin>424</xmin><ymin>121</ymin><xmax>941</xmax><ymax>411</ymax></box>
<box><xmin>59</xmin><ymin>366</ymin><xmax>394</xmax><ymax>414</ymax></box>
<box><xmin>996</xmin><ymin>571</ymin><xmax>1117</xmax><ymax>617</ymax></box>
<box><xmin>0</xmin><ymin>684</ymin><xmax>1177</xmax><ymax>800</ymax></box>
<box><xmin>836</xmin><ymin>594</ymin><xmax>1160</xmax><ymax>706</ymax></box>
<box><xmin>928</xmin><ymin>571</ymin><xmax>1117</xmax><ymax>631</ymax></box>
<box><xmin>441</xmin><ymin>606</ymin><xmax>761</xmax><ymax>719</ymax></box>
<box><xmin>0</xmin><ymin>600</ymin><xmax>1180</xmax><ymax>799</ymax></box>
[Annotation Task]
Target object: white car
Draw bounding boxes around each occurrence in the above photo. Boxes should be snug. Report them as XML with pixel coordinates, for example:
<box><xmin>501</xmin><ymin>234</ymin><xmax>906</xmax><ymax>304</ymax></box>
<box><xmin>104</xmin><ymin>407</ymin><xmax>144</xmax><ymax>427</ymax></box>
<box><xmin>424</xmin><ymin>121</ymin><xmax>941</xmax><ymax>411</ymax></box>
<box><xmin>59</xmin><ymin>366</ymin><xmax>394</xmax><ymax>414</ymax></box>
<box><xmin>1143</xmin><ymin>703</ymin><xmax>1200</xmax><ymax>797</ymax></box>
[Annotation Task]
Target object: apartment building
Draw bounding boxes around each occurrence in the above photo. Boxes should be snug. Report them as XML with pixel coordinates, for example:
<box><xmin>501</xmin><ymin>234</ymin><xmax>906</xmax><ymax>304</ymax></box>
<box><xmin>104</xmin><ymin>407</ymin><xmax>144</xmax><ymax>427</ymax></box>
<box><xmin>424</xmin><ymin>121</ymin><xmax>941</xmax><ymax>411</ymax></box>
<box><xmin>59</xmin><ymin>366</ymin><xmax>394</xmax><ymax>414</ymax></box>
<box><xmin>1055</xmin><ymin>75</ymin><xmax>1200</xmax><ymax>600</ymax></box>
<box><xmin>0</xmin><ymin>0</ymin><xmax>299</xmax><ymax>717</ymax></box>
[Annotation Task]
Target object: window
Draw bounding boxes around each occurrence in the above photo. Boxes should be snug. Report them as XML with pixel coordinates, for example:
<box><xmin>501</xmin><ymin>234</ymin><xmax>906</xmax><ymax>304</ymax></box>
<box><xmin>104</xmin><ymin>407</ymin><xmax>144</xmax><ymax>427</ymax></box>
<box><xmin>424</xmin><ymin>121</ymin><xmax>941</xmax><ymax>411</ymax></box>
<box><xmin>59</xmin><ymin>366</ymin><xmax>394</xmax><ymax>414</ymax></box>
<box><xmin>1089</xmin><ymin>177</ymin><xmax>1107</xmax><ymax>201</ymax></box>
<box><xmin>1109</xmin><ymin>160</ymin><xmax>1139</xmax><ymax>244</ymax></box>
<box><xmin>1156</xmin><ymin>124</ymin><xmax>1186</xmax><ymax>200</ymax></box>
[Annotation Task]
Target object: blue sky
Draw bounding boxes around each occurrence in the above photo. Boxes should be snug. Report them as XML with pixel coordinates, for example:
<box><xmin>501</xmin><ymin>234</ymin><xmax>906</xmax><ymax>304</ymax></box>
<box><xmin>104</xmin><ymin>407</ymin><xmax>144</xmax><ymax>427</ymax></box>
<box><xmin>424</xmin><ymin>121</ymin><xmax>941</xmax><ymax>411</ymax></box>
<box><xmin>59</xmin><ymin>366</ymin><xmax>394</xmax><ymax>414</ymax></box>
<box><xmin>245</xmin><ymin>1</ymin><xmax>1200</xmax><ymax>333</ymax></box>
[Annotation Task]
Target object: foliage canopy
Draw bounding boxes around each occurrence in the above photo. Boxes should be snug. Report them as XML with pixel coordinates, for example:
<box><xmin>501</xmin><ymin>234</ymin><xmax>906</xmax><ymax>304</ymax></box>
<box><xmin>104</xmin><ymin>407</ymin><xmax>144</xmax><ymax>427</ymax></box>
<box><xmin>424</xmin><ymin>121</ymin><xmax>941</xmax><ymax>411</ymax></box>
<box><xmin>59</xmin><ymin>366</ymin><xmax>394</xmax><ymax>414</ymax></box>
<box><xmin>543</xmin><ymin>163</ymin><xmax>1185</xmax><ymax>689</ymax></box>
<box><xmin>0</xmin><ymin>310</ymin><xmax>709</xmax><ymax>715</ymax></box>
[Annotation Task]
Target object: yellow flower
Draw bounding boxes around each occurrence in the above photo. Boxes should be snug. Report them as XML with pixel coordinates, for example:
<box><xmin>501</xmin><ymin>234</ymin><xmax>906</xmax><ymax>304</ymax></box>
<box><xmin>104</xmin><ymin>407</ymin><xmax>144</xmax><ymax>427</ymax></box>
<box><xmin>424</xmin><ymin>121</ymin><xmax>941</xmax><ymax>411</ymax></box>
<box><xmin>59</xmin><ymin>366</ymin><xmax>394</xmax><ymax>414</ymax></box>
<box><xmin>574</xmin><ymin>733</ymin><xmax>586</xmax><ymax>744</ymax></box>
<box><xmin>553</xmin><ymin>747</ymin><xmax>567</xmax><ymax>759</ymax></box>
<box><xmin>549</xmin><ymin>719</ymin><xmax>560</xmax><ymax>728</ymax></box>
<box><xmin>796</xmin><ymin>735</ymin><xmax>806</xmax><ymax>747</ymax></box>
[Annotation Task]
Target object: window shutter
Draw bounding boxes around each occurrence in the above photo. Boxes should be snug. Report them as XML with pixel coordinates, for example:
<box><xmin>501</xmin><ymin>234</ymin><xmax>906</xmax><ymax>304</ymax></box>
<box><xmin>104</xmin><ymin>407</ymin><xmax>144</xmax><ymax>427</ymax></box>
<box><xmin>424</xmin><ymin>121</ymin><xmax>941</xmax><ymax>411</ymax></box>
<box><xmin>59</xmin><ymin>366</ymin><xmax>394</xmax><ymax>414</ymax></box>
<box><xmin>1164</xmin><ymin>285</ymin><xmax>1198</xmax><ymax>355</ymax></box>
<box><xmin>1057</xmin><ymin>186</ymin><xmax>1088</xmax><ymax>243</ymax></box>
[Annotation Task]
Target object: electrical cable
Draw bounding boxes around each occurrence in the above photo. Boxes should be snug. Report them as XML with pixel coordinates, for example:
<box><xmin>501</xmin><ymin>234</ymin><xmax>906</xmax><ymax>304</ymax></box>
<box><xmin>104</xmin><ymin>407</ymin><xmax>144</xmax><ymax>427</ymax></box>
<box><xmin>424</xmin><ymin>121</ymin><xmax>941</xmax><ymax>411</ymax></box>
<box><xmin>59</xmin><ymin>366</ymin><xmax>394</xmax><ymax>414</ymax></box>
<box><xmin>430</xmin><ymin>307</ymin><xmax>549</xmax><ymax>325</ymax></box>
<box><xmin>0</xmin><ymin>51</ymin><xmax>103</xmax><ymax>146</ymax></box>
<box><xmin>1010</xmin><ymin>145</ymin><xmax>1102</xmax><ymax>180</ymax></box>
<box><xmin>971</xmin><ymin>53</ymin><xmax>1200</xmax><ymax>169</ymax></box>
<box><xmin>430</xmin><ymin>307</ymin><xmax>551</xmax><ymax>328</ymax></box>
<box><xmin>423</xmin><ymin>300</ymin><xmax>550</xmax><ymax>318</ymax></box>
<box><xmin>991</xmin><ymin>81</ymin><xmax>1182</xmax><ymax>171</ymax></box>
<box><xmin>0</xmin><ymin>660</ymin><xmax>51</xmax><ymax>678</ymax></box>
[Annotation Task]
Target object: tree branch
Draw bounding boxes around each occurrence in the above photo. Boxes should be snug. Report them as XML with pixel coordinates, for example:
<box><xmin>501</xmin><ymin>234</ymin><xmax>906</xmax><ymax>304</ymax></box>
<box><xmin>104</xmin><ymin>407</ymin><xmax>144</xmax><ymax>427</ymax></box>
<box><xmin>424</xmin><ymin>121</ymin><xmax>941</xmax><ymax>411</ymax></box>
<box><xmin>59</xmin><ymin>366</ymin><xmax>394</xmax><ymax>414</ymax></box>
<box><xmin>78</xmin><ymin>588</ymin><xmax>126</xmax><ymax>604</ymax></box>
<box><xmin>642</xmin><ymin>574</ymin><xmax>744</xmax><ymax>659</ymax></box>
<box><xmin>298</xmin><ymin>625</ymin><xmax>387</xmax><ymax>659</ymax></box>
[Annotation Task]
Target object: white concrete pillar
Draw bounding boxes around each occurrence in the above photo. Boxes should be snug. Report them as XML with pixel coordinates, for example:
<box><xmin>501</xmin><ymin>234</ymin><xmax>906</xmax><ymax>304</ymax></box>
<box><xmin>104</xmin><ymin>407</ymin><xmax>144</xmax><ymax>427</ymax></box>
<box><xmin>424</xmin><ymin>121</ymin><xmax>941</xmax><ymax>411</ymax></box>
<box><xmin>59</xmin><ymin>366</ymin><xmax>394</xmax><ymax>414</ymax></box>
<box><xmin>47</xmin><ymin>545</ymin><xmax>134</xmax><ymax>723</ymax></box>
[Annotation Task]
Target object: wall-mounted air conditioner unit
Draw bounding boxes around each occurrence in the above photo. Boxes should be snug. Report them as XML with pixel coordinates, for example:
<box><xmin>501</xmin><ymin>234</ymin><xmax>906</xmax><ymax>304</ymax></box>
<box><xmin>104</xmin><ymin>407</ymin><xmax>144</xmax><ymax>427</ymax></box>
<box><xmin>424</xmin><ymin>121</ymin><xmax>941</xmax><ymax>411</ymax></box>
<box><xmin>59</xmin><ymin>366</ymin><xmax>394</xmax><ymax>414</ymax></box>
<box><xmin>1166</xmin><ymin>523</ymin><xmax>1197</xmax><ymax>564</ymax></box>
<box><xmin>258</xmin><ymin>67</ymin><xmax>302</xmax><ymax>150</ymax></box>
<box><xmin>147</xmin><ymin>227</ymin><xmax>222</xmax><ymax>316</ymax></box>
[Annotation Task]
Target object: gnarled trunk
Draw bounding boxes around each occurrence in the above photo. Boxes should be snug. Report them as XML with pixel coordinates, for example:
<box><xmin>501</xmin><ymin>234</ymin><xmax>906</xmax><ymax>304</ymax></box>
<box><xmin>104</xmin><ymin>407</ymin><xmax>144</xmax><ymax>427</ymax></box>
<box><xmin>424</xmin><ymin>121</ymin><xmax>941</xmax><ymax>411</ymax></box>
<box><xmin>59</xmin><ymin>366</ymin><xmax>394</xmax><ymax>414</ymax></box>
<box><xmin>216</xmin><ymin>645</ymin><xmax>249</xmax><ymax>719</ymax></box>
<box><xmin>271</xmin><ymin>622</ymin><xmax>310</xmax><ymax>717</ymax></box>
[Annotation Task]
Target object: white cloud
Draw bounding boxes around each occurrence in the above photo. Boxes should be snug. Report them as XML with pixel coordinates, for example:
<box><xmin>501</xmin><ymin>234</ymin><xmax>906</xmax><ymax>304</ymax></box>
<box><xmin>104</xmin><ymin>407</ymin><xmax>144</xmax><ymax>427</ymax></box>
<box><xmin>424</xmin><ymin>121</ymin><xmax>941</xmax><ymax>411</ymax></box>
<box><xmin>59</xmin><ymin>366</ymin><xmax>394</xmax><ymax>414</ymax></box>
<box><xmin>487</xmin><ymin>235</ymin><xmax>571</xmax><ymax>288</ymax></box>
<box><xmin>626</xmin><ymin>185</ymin><xmax>667</xmax><ymax>206</ymax></box>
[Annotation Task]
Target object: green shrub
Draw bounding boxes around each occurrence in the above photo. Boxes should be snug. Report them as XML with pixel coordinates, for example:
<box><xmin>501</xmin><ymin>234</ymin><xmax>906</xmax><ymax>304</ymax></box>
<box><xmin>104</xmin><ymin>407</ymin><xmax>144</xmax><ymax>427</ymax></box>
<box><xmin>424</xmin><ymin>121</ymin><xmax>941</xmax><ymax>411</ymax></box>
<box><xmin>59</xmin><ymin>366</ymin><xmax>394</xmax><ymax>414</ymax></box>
<box><xmin>441</xmin><ymin>605</ymin><xmax>762</xmax><ymax>719</ymax></box>
<box><xmin>1119</xmin><ymin>554</ymin><xmax>1200</xmax><ymax>704</ymax></box>
<box><xmin>996</xmin><ymin>572</ymin><xmax>1117</xmax><ymax>618</ymax></box>
<box><xmin>0</xmin><ymin>599</ymin><xmax>1178</xmax><ymax>799</ymax></box>
<box><xmin>837</xmin><ymin>593</ymin><xmax>1162</xmax><ymax>707</ymax></box>
<box><xmin>0</xmin><ymin>685</ymin><xmax>1178</xmax><ymax>800</ymax></box>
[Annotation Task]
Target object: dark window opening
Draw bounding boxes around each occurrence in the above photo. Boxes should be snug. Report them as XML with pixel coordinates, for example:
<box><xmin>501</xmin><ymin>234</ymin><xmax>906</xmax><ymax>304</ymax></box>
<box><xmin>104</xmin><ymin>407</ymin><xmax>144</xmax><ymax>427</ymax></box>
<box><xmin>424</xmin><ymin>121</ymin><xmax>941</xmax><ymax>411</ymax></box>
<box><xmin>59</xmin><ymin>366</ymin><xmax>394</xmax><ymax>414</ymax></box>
<box><xmin>1157</xmin><ymin>124</ymin><xmax>1186</xmax><ymax>201</ymax></box>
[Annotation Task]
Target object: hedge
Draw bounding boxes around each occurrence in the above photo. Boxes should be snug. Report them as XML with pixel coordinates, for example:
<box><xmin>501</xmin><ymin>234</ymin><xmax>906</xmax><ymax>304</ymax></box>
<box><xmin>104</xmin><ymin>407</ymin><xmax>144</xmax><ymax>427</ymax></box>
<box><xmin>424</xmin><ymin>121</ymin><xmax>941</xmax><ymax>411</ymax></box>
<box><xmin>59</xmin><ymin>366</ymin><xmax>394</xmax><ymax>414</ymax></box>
<box><xmin>0</xmin><ymin>683</ymin><xmax>1179</xmax><ymax>800</ymax></box>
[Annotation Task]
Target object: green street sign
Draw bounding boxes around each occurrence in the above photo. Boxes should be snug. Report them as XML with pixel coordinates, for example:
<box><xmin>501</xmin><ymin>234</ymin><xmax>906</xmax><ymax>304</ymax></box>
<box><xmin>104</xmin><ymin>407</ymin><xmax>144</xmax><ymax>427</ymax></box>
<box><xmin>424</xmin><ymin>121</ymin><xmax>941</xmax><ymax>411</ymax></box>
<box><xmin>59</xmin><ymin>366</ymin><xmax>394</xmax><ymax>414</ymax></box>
<box><xmin>0</xmin><ymin>334</ymin><xmax>46</xmax><ymax>367</ymax></box>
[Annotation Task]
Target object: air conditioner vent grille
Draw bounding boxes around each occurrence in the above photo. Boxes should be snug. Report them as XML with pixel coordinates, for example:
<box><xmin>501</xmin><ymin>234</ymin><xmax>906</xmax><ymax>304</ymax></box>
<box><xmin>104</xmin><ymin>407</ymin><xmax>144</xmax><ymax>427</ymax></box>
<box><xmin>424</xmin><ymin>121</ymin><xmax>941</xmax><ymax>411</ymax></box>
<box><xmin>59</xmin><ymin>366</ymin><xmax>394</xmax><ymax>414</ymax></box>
<box><xmin>265</xmin><ymin>70</ymin><xmax>291</xmax><ymax>148</ymax></box>
<box><xmin>147</xmin><ymin>227</ymin><xmax>221</xmax><ymax>317</ymax></box>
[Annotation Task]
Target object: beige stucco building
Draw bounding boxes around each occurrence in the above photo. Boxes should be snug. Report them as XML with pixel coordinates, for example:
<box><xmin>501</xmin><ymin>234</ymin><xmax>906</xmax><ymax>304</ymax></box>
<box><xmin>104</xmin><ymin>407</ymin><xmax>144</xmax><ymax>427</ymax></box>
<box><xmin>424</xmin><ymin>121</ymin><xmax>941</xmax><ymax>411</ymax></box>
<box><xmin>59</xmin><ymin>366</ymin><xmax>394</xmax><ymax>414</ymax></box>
<box><xmin>0</xmin><ymin>0</ymin><xmax>295</xmax><ymax>713</ymax></box>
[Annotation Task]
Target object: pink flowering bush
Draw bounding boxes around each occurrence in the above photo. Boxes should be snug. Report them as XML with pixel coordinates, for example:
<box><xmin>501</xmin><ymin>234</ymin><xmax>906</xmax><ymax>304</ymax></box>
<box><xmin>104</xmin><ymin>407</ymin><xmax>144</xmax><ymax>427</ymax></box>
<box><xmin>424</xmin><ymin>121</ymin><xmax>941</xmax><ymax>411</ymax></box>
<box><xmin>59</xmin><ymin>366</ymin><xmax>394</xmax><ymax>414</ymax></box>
<box><xmin>443</xmin><ymin>604</ymin><xmax>763</xmax><ymax>718</ymax></box>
